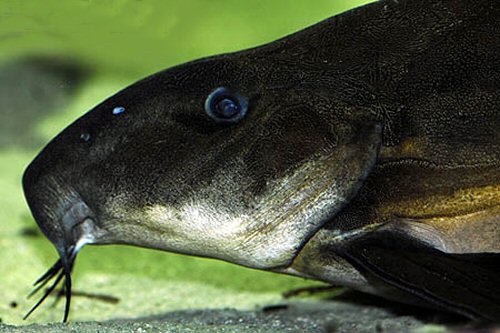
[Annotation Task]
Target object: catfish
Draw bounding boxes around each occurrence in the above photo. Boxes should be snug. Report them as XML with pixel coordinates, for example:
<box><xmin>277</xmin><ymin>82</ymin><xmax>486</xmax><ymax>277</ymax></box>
<box><xmin>22</xmin><ymin>0</ymin><xmax>500</xmax><ymax>322</ymax></box>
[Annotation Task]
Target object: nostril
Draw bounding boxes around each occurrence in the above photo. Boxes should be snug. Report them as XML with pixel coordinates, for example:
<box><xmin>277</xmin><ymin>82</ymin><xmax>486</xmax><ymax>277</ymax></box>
<box><xmin>79</xmin><ymin>133</ymin><xmax>91</xmax><ymax>143</ymax></box>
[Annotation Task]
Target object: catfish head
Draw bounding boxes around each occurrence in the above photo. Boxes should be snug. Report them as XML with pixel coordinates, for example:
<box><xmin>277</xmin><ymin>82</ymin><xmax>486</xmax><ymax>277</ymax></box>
<box><xmin>22</xmin><ymin>50</ymin><xmax>382</xmax><ymax>320</ymax></box>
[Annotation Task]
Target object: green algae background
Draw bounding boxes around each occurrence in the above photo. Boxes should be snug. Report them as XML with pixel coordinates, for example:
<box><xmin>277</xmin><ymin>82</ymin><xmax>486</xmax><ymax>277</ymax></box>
<box><xmin>0</xmin><ymin>0</ymin><xmax>374</xmax><ymax>325</ymax></box>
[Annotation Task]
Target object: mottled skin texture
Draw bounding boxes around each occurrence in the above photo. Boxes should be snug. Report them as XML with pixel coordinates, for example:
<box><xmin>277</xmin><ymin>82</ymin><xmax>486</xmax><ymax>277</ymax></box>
<box><xmin>23</xmin><ymin>0</ymin><xmax>500</xmax><ymax>323</ymax></box>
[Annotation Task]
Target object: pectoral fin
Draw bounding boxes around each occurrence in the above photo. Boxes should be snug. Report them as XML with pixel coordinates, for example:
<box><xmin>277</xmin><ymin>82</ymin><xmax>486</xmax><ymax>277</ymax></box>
<box><xmin>392</xmin><ymin>207</ymin><xmax>500</xmax><ymax>254</ymax></box>
<box><xmin>336</xmin><ymin>228</ymin><xmax>500</xmax><ymax>322</ymax></box>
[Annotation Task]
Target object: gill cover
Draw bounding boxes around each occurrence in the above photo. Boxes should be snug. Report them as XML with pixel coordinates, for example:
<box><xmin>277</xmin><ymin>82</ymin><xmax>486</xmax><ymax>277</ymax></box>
<box><xmin>222</xmin><ymin>113</ymin><xmax>383</xmax><ymax>269</ymax></box>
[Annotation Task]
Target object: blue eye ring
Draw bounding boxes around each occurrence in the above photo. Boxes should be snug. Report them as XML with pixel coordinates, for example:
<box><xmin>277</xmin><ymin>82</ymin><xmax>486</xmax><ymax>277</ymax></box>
<box><xmin>205</xmin><ymin>87</ymin><xmax>249</xmax><ymax>123</ymax></box>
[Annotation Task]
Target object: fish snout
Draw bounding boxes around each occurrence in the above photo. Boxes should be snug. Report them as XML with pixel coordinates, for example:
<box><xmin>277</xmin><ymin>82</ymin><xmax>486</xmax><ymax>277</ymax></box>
<box><xmin>22</xmin><ymin>162</ymin><xmax>98</xmax><ymax>256</ymax></box>
<box><xmin>22</xmin><ymin>158</ymin><xmax>103</xmax><ymax>321</ymax></box>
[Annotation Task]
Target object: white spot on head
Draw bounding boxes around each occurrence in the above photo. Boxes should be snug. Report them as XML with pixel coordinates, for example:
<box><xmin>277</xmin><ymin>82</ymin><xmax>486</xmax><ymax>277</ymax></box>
<box><xmin>112</xmin><ymin>106</ymin><xmax>126</xmax><ymax>115</ymax></box>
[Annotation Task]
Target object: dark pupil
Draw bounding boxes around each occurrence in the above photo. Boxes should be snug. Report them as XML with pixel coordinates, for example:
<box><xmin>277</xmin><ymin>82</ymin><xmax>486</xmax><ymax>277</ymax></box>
<box><xmin>215</xmin><ymin>98</ymin><xmax>240</xmax><ymax>118</ymax></box>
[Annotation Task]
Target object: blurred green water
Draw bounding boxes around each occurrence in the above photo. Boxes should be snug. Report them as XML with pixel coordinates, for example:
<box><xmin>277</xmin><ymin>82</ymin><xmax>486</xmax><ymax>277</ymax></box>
<box><xmin>0</xmin><ymin>0</ymin><xmax>373</xmax><ymax>325</ymax></box>
<box><xmin>1</xmin><ymin>0</ymin><xmax>373</xmax><ymax>78</ymax></box>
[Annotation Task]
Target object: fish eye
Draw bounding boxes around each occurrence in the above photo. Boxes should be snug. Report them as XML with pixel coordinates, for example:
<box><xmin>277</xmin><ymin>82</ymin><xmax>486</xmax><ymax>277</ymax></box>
<box><xmin>205</xmin><ymin>87</ymin><xmax>248</xmax><ymax>123</ymax></box>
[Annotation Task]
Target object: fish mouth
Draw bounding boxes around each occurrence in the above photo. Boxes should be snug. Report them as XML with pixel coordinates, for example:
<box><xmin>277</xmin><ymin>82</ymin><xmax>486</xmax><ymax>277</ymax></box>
<box><xmin>24</xmin><ymin>200</ymin><xmax>98</xmax><ymax>323</ymax></box>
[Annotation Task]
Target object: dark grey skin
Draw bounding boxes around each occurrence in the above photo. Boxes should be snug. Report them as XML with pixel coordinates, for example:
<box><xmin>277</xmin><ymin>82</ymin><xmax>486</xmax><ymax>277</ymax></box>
<box><xmin>22</xmin><ymin>0</ymin><xmax>500</xmax><ymax>323</ymax></box>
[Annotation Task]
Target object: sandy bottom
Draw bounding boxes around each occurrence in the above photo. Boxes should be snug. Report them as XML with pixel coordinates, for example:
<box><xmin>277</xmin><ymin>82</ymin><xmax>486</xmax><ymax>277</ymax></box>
<box><xmin>1</xmin><ymin>296</ymin><xmax>473</xmax><ymax>333</ymax></box>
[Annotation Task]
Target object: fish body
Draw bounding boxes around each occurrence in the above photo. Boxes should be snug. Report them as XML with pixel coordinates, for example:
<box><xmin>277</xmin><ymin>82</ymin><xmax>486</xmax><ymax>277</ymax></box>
<box><xmin>22</xmin><ymin>0</ymin><xmax>500</xmax><ymax>322</ymax></box>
